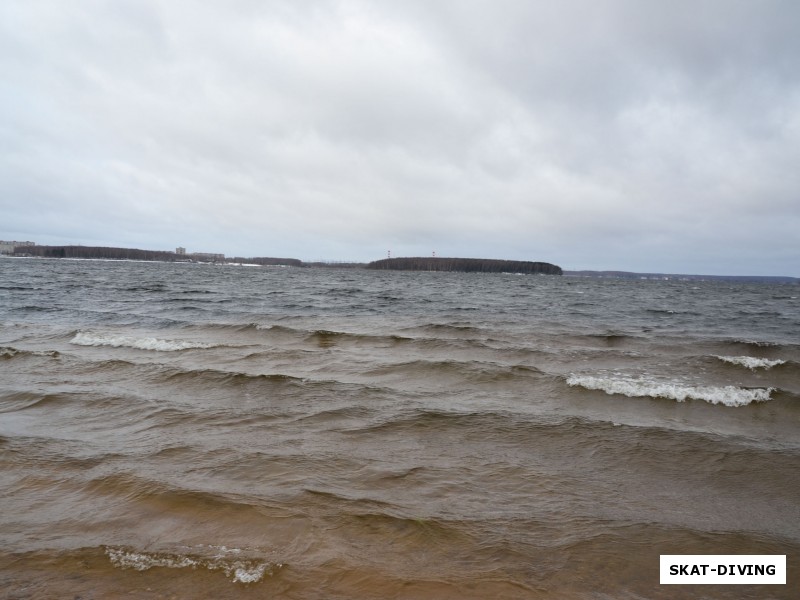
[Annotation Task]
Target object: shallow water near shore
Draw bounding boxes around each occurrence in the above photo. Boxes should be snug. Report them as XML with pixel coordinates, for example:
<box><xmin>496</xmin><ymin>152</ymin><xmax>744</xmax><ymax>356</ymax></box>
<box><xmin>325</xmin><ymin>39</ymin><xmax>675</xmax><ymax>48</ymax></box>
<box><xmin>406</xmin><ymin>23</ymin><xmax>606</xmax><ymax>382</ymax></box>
<box><xmin>1</xmin><ymin>258</ymin><xmax>798</xmax><ymax>598</ymax></box>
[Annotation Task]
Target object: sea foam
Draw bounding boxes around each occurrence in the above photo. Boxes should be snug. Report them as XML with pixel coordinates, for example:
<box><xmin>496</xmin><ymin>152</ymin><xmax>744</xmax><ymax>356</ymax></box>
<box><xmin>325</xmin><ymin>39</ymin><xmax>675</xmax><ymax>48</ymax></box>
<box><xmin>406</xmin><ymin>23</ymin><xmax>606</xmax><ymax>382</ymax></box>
<box><xmin>566</xmin><ymin>374</ymin><xmax>773</xmax><ymax>407</ymax></box>
<box><xmin>71</xmin><ymin>332</ymin><xmax>215</xmax><ymax>352</ymax></box>
<box><xmin>105</xmin><ymin>546</ymin><xmax>277</xmax><ymax>583</ymax></box>
<box><xmin>715</xmin><ymin>355</ymin><xmax>785</xmax><ymax>370</ymax></box>
<box><xmin>0</xmin><ymin>346</ymin><xmax>18</xmax><ymax>358</ymax></box>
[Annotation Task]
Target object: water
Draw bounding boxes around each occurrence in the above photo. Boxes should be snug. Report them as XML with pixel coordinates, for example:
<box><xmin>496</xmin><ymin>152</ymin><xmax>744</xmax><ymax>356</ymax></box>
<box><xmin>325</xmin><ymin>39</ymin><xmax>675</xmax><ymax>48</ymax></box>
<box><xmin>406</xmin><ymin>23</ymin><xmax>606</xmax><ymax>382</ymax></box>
<box><xmin>1</xmin><ymin>258</ymin><xmax>798</xmax><ymax>599</ymax></box>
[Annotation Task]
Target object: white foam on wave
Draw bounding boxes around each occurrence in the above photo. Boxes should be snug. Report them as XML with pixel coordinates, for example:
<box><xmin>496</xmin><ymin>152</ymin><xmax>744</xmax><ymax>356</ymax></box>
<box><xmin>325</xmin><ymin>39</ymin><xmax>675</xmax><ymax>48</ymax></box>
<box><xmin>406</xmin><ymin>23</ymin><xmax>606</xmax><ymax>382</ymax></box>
<box><xmin>107</xmin><ymin>547</ymin><xmax>198</xmax><ymax>570</ymax></box>
<box><xmin>71</xmin><ymin>332</ymin><xmax>215</xmax><ymax>352</ymax></box>
<box><xmin>1</xmin><ymin>347</ymin><xmax>59</xmax><ymax>358</ymax></box>
<box><xmin>566</xmin><ymin>374</ymin><xmax>773</xmax><ymax>407</ymax></box>
<box><xmin>715</xmin><ymin>355</ymin><xmax>785</xmax><ymax>370</ymax></box>
<box><xmin>105</xmin><ymin>546</ymin><xmax>277</xmax><ymax>583</ymax></box>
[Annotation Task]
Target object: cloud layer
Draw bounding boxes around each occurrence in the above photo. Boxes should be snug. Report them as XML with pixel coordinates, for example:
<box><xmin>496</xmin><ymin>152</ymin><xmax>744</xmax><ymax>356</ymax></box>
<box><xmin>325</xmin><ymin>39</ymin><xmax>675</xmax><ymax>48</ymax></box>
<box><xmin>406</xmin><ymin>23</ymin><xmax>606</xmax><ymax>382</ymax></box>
<box><xmin>2</xmin><ymin>0</ymin><xmax>799</xmax><ymax>274</ymax></box>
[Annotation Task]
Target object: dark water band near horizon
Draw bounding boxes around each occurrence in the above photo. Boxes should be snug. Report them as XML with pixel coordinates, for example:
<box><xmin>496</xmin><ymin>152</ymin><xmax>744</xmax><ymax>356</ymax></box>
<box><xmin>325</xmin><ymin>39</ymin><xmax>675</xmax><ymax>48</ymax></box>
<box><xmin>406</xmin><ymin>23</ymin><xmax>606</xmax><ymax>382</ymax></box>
<box><xmin>1</xmin><ymin>257</ymin><xmax>798</xmax><ymax>599</ymax></box>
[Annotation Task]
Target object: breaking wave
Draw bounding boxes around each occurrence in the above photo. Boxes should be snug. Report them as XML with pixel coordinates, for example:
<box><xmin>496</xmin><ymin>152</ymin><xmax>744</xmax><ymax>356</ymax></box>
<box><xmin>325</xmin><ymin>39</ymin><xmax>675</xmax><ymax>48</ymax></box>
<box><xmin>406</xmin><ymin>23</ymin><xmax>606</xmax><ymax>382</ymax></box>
<box><xmin>715</xmin><ymin>355</ymin><xmax>785</xmax><ymax>370</ymax></box>
<box><xmin>566</xmin><ymin>374</ymin><xmax>774</xmax><ymax>407</ymax></box>
<box><xmin>70</xmin><ymin>332</ymin><xmax>217</xmax><ymax>351</ymax></box>
<box><xmin>105</xmin><ymin>546</ymin><xmax>279</xmax><ymax>583</ymax></box>
<box><xmin>1</xmin><ymin>346</ymin><xmax>60</xmax><ymax>359</ymax></box>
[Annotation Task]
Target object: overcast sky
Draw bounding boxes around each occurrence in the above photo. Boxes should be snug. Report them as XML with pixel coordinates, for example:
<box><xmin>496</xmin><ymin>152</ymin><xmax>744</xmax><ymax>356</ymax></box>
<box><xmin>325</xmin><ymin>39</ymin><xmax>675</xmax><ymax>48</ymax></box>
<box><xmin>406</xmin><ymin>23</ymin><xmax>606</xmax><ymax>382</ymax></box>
<box><xmin>2</xmin><ymin>1</ymin><xmax>799</xmax><ymax>274</ymax></box>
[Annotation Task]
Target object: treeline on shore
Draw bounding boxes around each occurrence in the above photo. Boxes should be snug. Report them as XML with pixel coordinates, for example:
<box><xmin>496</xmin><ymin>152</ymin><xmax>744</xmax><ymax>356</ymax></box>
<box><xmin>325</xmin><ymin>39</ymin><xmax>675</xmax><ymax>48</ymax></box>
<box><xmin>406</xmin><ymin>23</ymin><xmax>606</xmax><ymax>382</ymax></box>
<box><xmin>12</xmin><ymin>245</ymin><xmax>303</xmax><ymax>266</ymax></box>
<box><xmin>229</xmin><ymin>256</ymin><xmax>303</xmax><ymax>266</ymax></box>
<box><xmin>13</xmin><ymin>245</ymin><xmax>179</xmax><ymax>262</ymax></box>
<box><xmin>367</xmin><ymin>257</ymin><xmax>563</xmax><ymax>275</ymax></box>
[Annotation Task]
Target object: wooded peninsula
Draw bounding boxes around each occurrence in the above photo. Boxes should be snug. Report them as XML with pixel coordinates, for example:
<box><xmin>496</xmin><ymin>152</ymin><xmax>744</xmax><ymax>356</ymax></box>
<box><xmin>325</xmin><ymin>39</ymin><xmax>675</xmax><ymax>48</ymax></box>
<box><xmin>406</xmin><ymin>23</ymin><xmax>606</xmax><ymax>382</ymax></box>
<box><xmin>367</xmin><ymin>257</ymin><xmax>563</xmax><ymax>274</ymax></box>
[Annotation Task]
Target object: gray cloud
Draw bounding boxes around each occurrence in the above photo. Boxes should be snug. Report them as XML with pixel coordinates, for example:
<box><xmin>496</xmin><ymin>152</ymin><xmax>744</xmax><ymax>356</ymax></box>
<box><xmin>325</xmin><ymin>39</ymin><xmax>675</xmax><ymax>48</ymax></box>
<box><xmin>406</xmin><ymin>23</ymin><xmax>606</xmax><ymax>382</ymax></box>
<box><xmin>1</xmin><ymin>0</ymin><xmax>798</xmax><ymax>274</ymax></box>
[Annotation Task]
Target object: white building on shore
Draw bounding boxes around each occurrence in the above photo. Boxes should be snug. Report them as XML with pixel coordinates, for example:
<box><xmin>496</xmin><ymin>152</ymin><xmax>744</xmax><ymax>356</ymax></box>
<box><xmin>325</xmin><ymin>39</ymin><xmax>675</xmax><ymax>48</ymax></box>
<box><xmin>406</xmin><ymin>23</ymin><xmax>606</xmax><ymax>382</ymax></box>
<box><xmin>176</xmin><ymin>246</ymin><xmax>224</xmax><ymax>262</ymax></box>
<box><xmin>0</xmin><ymin>241</ymin><xmax>36</xmax><ymax>255</ymax></box>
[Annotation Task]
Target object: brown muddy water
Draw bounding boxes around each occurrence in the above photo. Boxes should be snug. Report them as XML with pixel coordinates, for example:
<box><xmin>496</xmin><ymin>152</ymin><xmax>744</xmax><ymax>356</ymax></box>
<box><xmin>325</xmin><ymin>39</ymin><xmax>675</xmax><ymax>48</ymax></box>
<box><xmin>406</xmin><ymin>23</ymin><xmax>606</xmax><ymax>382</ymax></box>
<box><xmin>1</xmin><ymin>258</ymin><xmax>799</xmax><ymax>598</ymax></box>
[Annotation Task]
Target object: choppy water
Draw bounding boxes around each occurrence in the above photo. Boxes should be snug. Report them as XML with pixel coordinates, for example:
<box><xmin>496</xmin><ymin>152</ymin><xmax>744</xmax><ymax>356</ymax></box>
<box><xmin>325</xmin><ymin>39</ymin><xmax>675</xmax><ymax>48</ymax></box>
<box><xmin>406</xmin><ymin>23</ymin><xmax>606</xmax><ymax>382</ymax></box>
<box><xmin>1</xmin><ymin>257</ymin><xmax>798</xmax><ymax>599</ymax></box>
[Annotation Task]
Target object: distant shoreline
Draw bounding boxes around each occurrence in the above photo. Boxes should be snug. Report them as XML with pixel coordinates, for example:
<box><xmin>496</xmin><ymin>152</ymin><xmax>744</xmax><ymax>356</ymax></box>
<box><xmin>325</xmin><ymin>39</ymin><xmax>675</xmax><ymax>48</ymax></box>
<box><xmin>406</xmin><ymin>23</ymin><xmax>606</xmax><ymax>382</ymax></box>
<box><xmin>564</xmin><ymin>270</ymin><xmax>799</xmax><ymax>284</ymax></box>
<box><xmin>3</xmin><ymin>248</ymin><xmax>796</xmax><ymax>282</ymax></box>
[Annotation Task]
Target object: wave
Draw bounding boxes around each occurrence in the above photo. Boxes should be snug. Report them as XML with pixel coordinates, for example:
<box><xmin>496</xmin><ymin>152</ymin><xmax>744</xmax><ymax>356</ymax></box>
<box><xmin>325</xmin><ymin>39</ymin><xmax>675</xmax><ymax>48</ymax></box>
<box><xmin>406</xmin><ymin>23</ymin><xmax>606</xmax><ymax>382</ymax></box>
<box><xmin>343</xmin><ymin>408</ymin><xmax>544</xmax><ymax>437</ymax></box>
<box><xmin>323</xmin><ymin>287</ymin><xmax>364</xmax><ymax>296</ymax></box>
<box><xmin>202</xmin><ymin>323</ymin><xmax>407</xmax><ymax>343</ymax></box>
<box><xmin>364</xmin><ymin>359</ymin><xmax>545</xmax><ymax>384</ymax></box>
<box><xmin>0</xmin><ymin>285</ymin><xmax>42</xmax><ymax>291</ymax></box>
<box><xmin>0</xmin><ymin>346</ymin><xmax>60</xmax><ymax>359</ymax></box>
<box><xmin>572</xmin><ymin>332</ymin><xmax>647</xmax><ymax>347</ymax></box>
<box><xmin>189</xmin><ymin>322</ymin><xmax>491</xmax><ymax>353</ymax></box>
<box><xmin>0</xmin><ymin>391</ymin><xmax>72</xmax><ymax>412</ymax></box>
<box><xmin>728</xmin><ymin>339</ymin><xmax>783</xmax><ymax>348</ymax></box>
<box><xmin>33</xmin><ymin>351</ymin><xmax>394</xmax><ymax>405</ymax></box>
<box><xmin>162</xmin><ymin>297</ymin><xmax>226</xmax><ymax>304</ymax></box>
<box><xmin>262</xmin><ymin>325</ymin><xmax>444</xmax><ymax>349</ymax></box>
<box><xmin>161</xmin><ymin>367</ymin><xmax>304</xmax><ymax>387</ymax></box>
<box><xmin>645</xmin><ymin>308</ymin><xmax>701</xmax><ymax>316</ymax></box>
<box><xmin>715</xmin><ymin>355</ymin><xmax>786</xmax><ymax>370</ymax></box>
<box><xmin>11</xmin><ymin>305</ymin><xmax>59</xmax><ymax>312</ymax></box>
<box><xmin>152</xmin><ymin>364</ymin><xmax>396</xmax><ymax>401</ymax></box>
<box><xmin>566</xmin><ymin>374</ymin><xmax>773</xmax><ymax>406</ymax></box>
<box><xmin>105</xmin><ymin>545</ymin><xmax>280</xmax><ymax>583</ymax></box>
<box><xmin>290</xmin><ymin>405</ymin><xmax>376</xmax><ymax>425</ymax></box>
<box><xmin>122</xmin><ymin>284</ymin><xmax>167</xmax><ymax>292</ymax></box>
<box><xmin>404</xmin><ymin>323</ymin><xmax>484</xmax><ymax>337</ymax></box>
<box><xmin>340</xmin><ymin>409</ymin><xmax>800</xmax><ymax>457</ymax></box>
<box><xmin>201</xmin><ymin>322</ymin><xmax>268</xmax><ymax>333</ymax></box>
<box><xmin>70</xmin><ymin>332</ymin><xmax>217</xmax><ymax>352</ymax></box>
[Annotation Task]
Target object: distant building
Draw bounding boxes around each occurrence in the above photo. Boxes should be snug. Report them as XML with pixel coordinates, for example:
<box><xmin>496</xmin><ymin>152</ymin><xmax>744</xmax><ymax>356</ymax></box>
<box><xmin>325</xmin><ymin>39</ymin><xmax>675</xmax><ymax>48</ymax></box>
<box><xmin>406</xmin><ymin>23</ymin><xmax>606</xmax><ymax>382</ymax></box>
<box><xmin>0</xmin><ymin>240</ymin><xmax>36</xmax><ymax>255</ymax></box>
<box><xmin>189</xmin><ymin>252</ymin><xmax>225</xmax><ymax>262</ymax></box>
<box><xmin>175</xmin><ymin>246</ymin><xmax>224</xmax><ymax>262</ymax></box>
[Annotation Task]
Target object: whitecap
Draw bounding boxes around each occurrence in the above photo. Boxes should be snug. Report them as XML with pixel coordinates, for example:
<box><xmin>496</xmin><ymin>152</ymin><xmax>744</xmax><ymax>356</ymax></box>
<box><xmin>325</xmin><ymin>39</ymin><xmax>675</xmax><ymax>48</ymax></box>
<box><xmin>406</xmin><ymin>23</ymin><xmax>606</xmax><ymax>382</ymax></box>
<box><xmin>105</xmin><ymin>547</ymin><xmax>199</xmax><ymax>571</ymax></box>
<box><xmin>0</xmin><ymin>347</ymin><xmax>58</xmax><ymax>358</ymax></box>
<box><xmin>230</xmin><ymin>563</ymin><xmax>269</xmax><ymax>583</ymax></box>
<box><xmin>105</xmin><ymin>546</ymin><xmax>277</xmax><ymax>583</ymax></box>
<box><xmin>70</xmin><ymin>332</ymin><xmax>215</xmax><ymax>351</ymax></box>
<box><xmin>566</xmin><ymin>374</ymin><xmax>773</xmax><ymax>407</ymax></box>
<box><xmin>715</xmin><ymin>355</ymin><xmax>785</xmax><ymax>370</ymax></box>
